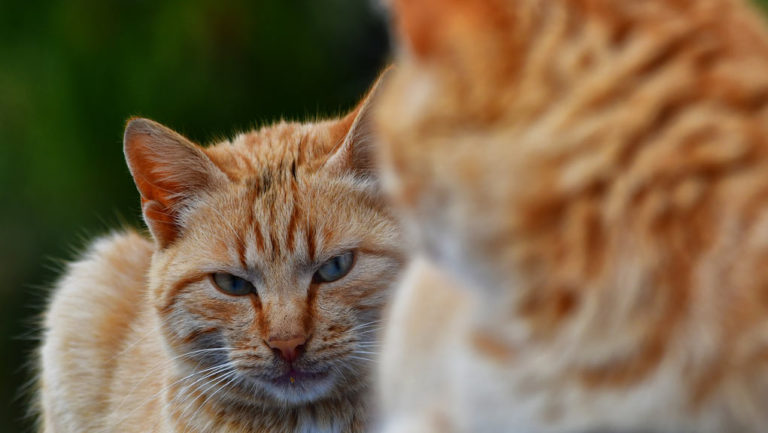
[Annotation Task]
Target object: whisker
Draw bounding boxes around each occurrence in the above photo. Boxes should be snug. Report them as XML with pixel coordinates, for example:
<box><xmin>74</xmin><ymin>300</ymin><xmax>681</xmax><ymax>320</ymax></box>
<box><xmin>178</xmin><ymin>368</ymin><xmax>237</xmax><ymax>431</ymax></box>
<box><xmin>174</xmin><ymin>363</ymin><xmax>233</xmax><ymax>399</ymax></box>
<box><xmin>109</xmin><ymin>332</ymin><xmax>154</xmax><ymax>361</ymax></box>
<box><xmin>176</xmin><ymin>369</ymin><xmax>233</xmax><ymax>418</ymax></box>
<box><xmin>113</xmin><ymin>361</ymin><xmax>232</xmax><ymax>425</ymax></box>
<box><xmin>330</xmin><ymin>364</ymin><xmax>346</xmax><ymax>383</ymax></box>
<box><xmin>346</xmin><ymin>355</ymin><xmax>375</xmax><ymax>363</ymax></box>
<box><xmin>347</xmin><ymin>320</ymin><xmax>383</xmax><ymax>334</ymax></box>
<box><xmin>184</xmin><ymin>373</ymin><xmax>240</xmax><ymax>433</ymax></box>
<box><xmin>355</xmin><ymin>341</ymin><xmax>381</xmax><ymax>347</ymax></box>
<box><xmin>115</xmin><ymin>346</ymin><xmax>232</xmax><ymax>410</ymax></box>
<box><xmin>200</xmin><ymin>373</ymin><xmax>238</xmax><ymax>412</ymax></box>
<box><xmin>356</xmin><ymin>329</ymin><xmax>383</xmax><ymax>337</ymax></box>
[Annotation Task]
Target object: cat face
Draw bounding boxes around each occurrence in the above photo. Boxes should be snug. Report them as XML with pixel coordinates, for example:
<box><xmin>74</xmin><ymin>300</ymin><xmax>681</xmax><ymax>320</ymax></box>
<box><xmin>125</xmin><ymin>84</ymin><xmax>402</xmax><ymax>406</ymax></box>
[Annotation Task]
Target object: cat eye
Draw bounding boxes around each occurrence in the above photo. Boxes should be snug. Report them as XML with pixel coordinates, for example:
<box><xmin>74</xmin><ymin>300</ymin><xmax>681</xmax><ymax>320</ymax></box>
<box><xmin>313</xmin><ymin>251</ymin><xmax>355</xmax><ymax>283</ymax></box>
<box><xmin>211</xmin><ymin>272</ymin><xmax>255</xmax><ymax>296</ymax></box>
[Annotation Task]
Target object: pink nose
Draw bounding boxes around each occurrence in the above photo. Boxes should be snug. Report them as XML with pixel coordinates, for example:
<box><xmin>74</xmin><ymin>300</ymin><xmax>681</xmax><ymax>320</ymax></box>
<box><xmin>267</xmin><ymin>335</ymin><xmax>306</xmax><ymax>363</ymax></box>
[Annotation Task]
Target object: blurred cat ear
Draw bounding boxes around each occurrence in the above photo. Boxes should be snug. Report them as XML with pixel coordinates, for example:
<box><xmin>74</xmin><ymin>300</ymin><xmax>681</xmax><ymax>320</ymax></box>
<box><xmin>325</xmin><ymin>68</ymin><xmax>391</xmax><ymax>179</ymax></box>
<box><xmin>390</xmin><ymin>0</ymin><xmax>502</xmax><ymax>60</ymax></box>
<box><xmin>123</xmin><ymin>118</ymin><xmax>227</xmax><ymax>248</ymax></box>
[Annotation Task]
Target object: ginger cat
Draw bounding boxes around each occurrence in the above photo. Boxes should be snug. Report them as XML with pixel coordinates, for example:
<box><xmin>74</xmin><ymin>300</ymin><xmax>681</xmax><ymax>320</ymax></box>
<box><xmin>375</xmin><ymin>0</ymin><xmax>768</xmax><ymax>432</ymax></box>
<box><xmin>39</xmin><ymin>79</ymin><xmax>403</xmax><ymax>433</ymax></box>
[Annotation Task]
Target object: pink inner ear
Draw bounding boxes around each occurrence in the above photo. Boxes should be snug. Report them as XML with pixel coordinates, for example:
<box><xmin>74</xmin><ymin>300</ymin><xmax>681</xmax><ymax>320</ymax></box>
<box><xmin>141</xmin><ymin>199</ymin><xmax>179</xmax><ymax>247</ymax></box>
<box><xmin>125</xmin><ymin>130</ymin><xmax>182</xmax><ymax>208</ymax></box>
<box><xmin>132</xmin><ymin>143</ymin><xmax>183</xmax><ymax>246</ymax></box>
<box><xmin>124</xmin><ymin>117</ymin><xmax>216</xmax><ymax>248</ymax></box>
<box><xmin>330</xmin><ymin>103</ymin><xmax>362</xmax><ymax>151</ymax></box>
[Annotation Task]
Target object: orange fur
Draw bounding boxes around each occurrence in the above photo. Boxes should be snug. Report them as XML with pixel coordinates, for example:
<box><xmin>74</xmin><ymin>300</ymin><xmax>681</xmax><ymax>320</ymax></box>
<box><xmin>376</xmin><ymin>0</ymin><xmax>768</xmax><ymax>431</ymax></box>
<box><xmin>39</xmin><ymin>78</ymin><xmax>403</xmax><ymax>432</ymax></box>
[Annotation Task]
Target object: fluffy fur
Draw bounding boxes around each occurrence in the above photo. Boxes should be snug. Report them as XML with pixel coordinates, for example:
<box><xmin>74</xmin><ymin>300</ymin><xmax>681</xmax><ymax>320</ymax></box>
<box><xmin>39</xmin><ymin>79</ymin><xmax>403</xmax><ymax>433</ymax></box>
<box><xmin>375</xmin><ymin>0</ymin><xmax>768</xmax><ymax>432</ymax></box>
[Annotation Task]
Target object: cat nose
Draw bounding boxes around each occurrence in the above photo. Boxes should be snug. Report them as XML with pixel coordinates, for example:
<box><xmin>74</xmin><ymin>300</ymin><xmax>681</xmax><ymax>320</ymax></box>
<box><xmin>267</xmin><ymin>335</ymin><xmax>307</xmax><ymax>363</ymax></box>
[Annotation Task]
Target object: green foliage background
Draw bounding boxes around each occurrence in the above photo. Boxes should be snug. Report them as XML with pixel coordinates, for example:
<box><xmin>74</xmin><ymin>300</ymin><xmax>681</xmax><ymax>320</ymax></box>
<box><xmin>0</xmin><ymin>0</ymin><xmax>388</xmax><ymax>430</ymax></box>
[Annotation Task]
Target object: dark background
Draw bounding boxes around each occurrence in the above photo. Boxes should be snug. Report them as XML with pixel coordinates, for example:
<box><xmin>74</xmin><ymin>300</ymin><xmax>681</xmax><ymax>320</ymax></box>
<box><xmin>0</xmin><ymin>0</ymin><xmax>389</xmax><ymax>431</ymax></box>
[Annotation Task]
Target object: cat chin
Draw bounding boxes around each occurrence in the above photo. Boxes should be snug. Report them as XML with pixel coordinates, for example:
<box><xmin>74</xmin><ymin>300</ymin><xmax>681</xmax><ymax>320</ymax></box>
<box><xmin>257</xmin><ymin>370</ymin><xmax>338</xmax><ymax>405</ymax></box>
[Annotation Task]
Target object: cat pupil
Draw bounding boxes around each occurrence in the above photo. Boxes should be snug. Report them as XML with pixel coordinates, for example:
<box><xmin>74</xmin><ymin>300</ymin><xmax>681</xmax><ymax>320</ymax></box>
<box><xmin>213</xmin><ymin>272</ymin><xmax>253</xmax><ymax>296</ymax></box>
<box><xmin>314</xmin><ymin>251</ymin><xmax>354</xmax><ymax>283</ymax></box>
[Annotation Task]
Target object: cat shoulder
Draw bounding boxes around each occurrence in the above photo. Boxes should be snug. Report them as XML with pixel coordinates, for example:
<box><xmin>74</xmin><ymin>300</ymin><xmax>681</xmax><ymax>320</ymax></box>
<box><xmin>40</xmin><ymin>229</ymin><xmax>155</xmax><ymax>432</ymax></box>
<box><xmin>50</xmin><ymin>229</ymin><xmax>154</xmax><ymax>306</ymax></box>
<box><xmin>43</xmin><ymin>228</ymin><xmax>155</xmax><ymax>343</ymax></box>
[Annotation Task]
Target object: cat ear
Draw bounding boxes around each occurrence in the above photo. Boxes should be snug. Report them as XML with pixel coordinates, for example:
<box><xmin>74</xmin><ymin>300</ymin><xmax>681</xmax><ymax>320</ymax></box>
<box><xmin>390</xmin><ymin>0</ymin><xmax>505</xmax><ymax>60</ymax></box>
<box><xmin>123</xmin><ymin>118</ymin><xmax>227</xmax><ymax>248</ymax></box>
<box><xmin>325</xmin><ymin>69</ymin><xmax>391</xmax><ymax>179</ymax></box>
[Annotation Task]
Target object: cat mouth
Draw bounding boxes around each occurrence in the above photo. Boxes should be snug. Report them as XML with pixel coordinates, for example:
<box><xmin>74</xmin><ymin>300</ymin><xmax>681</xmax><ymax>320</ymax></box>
<box><xmin>269</xmin><ymin>368</ymin><xmax>330</xmax><ymax>387</ymax></box>
<box><xmin>239</xmin><ymin>366</ymin><xmax>337</xmax><ymax>403</ymax></box>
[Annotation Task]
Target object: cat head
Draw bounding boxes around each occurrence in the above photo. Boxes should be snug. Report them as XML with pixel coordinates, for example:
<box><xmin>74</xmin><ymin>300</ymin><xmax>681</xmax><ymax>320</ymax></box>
<box><xmin>375</xmin><ymin>0</ymin><xmax>532</xmax><ymax>294</ymax></box>
<box><xmin>376</xmin><ymin>0</ymin><xmax>709</xmax><ymax>293</ymax></box>
<box><xmin>377</xmin><ymin>0</ymin><xmax>759</xmax><ymax>333</ymax></box>
<box><xmin>124</xmin><ymin>75</ymin><xmax>403</xmax><ymax>406</ymax></box>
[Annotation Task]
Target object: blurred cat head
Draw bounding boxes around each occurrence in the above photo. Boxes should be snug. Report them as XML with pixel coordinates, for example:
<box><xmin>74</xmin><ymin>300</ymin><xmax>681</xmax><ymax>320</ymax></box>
<box><xmin>376</xmin><ymin>0</ymin><xmax>768</xmax><ymax>346</ymax></box>
<box><xmin>375</xmin><ymin>0</ymin><xmax>725</xmax><ymax>295</ymax></box>
<box><xmin>123</xmin><ymin>77</ymin><xmax>403</xmax><ymax>406</ymax></box>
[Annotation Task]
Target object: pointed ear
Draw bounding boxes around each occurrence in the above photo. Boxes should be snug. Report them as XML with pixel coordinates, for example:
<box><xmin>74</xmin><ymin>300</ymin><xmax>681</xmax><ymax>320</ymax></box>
<box><xmin>123</xmin><ymin>118</ymin><xmax>227</xmax><ymax>248</ymax></box>
<box><xmin>324</xmin><ymin>68</ymin><xmax>391</xmax><ymax>179</ymax></box>
<box><xmin>391</xmin><ymin>0</ymin><xmax>511</xmax><ymax>61</ymax></box>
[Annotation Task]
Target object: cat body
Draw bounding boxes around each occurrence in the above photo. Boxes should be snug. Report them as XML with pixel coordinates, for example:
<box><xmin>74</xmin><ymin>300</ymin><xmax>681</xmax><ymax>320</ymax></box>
<box><xmin>40</xmin><ymin>83</ymin><xmax>402</xmax><ymax>432</ymax></box>
<box><xmin>375</xmin><ymin>0</ymin><xmax>768</xmax><ymax>432</ymax></box>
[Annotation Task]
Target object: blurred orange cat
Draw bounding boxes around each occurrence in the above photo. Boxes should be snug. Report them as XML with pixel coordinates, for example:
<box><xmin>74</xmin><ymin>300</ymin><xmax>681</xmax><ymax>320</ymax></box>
<box><xmin>39</xmin><ymin>79</ymin><xmax>403</xmax><ymax>432</ymax></box>
<box><xmin>375</xmin><ymin>0</ymin><xmax>768</xmax><ymax>432</ymax></box>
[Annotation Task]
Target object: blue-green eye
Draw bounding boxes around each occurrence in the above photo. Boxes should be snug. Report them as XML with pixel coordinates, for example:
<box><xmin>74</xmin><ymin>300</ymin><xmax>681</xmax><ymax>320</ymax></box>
<box><xmin>211</xmin><ymin>273</ymin><xmax>254</xmax><ymax>296</ymax></box>
<box><xmin>313</xmin><ymin>251</ymin><xmax>355</xmax><ymax>283</ymax></box>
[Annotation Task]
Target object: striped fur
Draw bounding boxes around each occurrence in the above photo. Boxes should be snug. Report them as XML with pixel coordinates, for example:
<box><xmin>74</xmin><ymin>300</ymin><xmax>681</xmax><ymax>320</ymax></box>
<box><xmin>39</xmin><ymin>80</ymin><xmax>403</xmax><ymax>433</ymax></box>
<box><xmin>375</xmin><ymin>0</ymin><xmax>768</xmax><ymax>432</ymax></box>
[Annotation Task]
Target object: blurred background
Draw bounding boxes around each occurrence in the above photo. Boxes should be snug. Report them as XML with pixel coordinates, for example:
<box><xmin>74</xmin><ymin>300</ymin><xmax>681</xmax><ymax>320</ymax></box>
<box><xmin>0</xmin><ymin>0</ymin><xmax>388</xmax><ymax>430</ymax></box>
